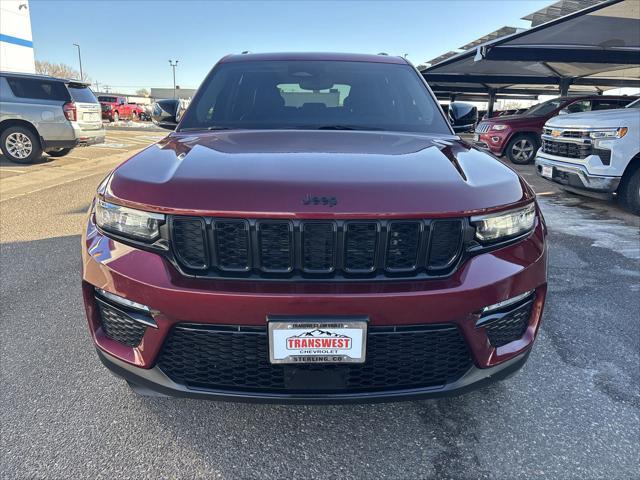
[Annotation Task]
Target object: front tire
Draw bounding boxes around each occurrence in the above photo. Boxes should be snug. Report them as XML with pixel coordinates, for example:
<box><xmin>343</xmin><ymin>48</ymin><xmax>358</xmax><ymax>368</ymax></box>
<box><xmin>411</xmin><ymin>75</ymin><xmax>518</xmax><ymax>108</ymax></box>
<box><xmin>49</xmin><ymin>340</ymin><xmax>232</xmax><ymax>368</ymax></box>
<box><xmin>506</xmin><ymin>134</ymin><xmax>538</xmax><ymax>165</ymax></box>
<box><xmin>1</xmin><ymin>126</ymin><xmax>43</xmax><ymax>164</ymax></box>
<box><xmin>618</xmin><ymin>164</ymin><xmax>640</xmax><ymax>215</ymax></box>
<box><xmin>47</xmin><ymin>147</ymin><xmax>73</xmax><ymax>157</ymax></box>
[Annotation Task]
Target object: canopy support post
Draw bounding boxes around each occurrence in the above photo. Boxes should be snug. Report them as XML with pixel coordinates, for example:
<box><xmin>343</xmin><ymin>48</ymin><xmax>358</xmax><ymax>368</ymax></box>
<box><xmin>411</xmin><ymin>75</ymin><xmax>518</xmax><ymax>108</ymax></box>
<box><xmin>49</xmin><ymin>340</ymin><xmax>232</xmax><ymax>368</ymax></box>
<box><xmin>487</xmin><ymin>89</ymin><xmax>496</xmax><ymax>118</ymax></box>
<box><xmin>559</xmin><ymin>78</ymin><xmax>572</xmax><ymax>96</ymax></box>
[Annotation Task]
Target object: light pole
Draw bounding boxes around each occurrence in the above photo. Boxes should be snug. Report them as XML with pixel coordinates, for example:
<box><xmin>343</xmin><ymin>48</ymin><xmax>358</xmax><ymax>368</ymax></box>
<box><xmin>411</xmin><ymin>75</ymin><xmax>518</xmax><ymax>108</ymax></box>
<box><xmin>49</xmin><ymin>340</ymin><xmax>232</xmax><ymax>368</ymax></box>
<box><xmin>169</xmin><ymin>59</ymin><xmax>179</xmax><ymax>99</ymax></box>
<box><xmin>73</xmin><ymin>43</ymin><xmax>83</xmax><ymax>80</ymax></box>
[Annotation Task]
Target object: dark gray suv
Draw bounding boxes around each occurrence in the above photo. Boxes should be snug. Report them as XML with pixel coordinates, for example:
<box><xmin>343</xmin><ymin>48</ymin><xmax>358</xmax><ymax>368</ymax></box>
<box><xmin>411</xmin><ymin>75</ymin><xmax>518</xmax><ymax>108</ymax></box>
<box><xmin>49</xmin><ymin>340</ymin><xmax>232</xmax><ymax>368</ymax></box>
<box><xmin>0</xmin><ymin>72</ymin><xmax>105</xmax><ymax>163</ymax></box>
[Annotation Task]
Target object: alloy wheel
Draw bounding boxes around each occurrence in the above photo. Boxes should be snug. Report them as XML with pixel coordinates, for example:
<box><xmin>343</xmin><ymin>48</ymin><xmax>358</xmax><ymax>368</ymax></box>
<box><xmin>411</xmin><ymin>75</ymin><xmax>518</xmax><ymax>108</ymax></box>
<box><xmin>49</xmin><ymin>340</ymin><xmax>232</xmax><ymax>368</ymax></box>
<box><xmin>511</xmin><ymin>139</ymin><xmax>534</xmax><ymax>162</ymax></box>
<box><xmin>6</xmin><ymin>132</ymin><xmax>33</xmax><ymax>159</ymax></box>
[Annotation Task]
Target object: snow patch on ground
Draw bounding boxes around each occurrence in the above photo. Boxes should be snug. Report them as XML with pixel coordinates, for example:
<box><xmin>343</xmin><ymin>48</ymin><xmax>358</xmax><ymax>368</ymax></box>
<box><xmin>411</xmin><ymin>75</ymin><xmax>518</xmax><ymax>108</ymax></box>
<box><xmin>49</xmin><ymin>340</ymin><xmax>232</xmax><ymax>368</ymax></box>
<box><xmin>538</xmin><ymin>196</ymin><xmax>640</xmax><ymax>260</ymax></box>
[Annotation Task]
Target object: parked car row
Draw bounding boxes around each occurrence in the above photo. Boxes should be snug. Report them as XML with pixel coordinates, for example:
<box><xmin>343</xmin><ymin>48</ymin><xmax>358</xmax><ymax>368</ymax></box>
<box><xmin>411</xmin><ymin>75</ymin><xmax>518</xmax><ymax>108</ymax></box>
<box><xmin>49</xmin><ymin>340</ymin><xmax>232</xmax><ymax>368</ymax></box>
<box><xmin>0</xmin><ymin>72</ymin><xmax>105</xmax><ymax>163</ymax></box>
<box><xmin>470</xmin><ymin>94</ymin><xmax>639</xmax><ymax>214</ymax></box>
<box><xmin>474</xmin><ymin>95</ymin><xmax>636</xmax><ymax>165</ymax></box>
<box><xmin>535</xmin><ymin>98</ymin><xmax>640</xmax><ymax>214</ymax></box>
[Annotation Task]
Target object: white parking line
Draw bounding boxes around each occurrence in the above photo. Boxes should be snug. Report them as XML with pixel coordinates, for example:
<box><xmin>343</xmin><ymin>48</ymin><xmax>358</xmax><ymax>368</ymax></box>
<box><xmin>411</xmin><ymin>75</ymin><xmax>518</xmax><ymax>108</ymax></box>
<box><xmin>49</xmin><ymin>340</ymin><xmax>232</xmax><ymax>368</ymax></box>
<box><xmin>92</xmin><ymin>143</ymin><xmax>130</xmax><ymax>149</ymax></box>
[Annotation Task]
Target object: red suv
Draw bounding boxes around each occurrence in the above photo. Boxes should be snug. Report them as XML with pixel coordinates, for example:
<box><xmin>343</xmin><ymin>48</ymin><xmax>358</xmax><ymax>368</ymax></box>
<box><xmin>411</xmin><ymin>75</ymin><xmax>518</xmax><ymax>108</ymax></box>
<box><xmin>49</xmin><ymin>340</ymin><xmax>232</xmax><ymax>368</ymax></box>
<box><xmin>476</xmin><ymin>95</ymin><xmax>636</xmax><ymax>164</ymax></box>
<box><xmin>82</xmin><ymin>53</ymin><xmax>548</xmax><ymax>402</ymax></box>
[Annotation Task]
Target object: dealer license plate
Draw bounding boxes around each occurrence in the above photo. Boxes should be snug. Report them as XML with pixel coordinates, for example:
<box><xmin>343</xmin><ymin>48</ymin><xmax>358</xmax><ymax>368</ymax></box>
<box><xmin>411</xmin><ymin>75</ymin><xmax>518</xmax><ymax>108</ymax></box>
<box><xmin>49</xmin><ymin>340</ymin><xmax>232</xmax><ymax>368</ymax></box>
<box><xmin>83</xmin><ymin>112</ymin><xmax>100</xmax><ymax>122</ymax></box>
<box><xmin>268</xmin><ymin>318</ymin><xmax>367</xmax><ymax>364</ymax></box>
<box><xmin>541</xmin><ymin>165</ymin><xmax>554</xmax><ymax>178</ymax></box>
<box><xmin>473</xmin><ymin>134</ymin><xmax>479</xmax><ymax>142</ymax></box>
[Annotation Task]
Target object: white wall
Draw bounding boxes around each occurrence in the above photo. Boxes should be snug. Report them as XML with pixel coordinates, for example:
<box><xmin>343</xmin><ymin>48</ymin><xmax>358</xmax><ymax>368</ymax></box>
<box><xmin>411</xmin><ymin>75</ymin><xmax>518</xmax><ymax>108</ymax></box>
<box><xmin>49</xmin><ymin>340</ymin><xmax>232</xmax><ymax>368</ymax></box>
<box><xmin>0</xmin><ymin>0</ymin><xmax>35</xmax><ymax>73</ymax></box>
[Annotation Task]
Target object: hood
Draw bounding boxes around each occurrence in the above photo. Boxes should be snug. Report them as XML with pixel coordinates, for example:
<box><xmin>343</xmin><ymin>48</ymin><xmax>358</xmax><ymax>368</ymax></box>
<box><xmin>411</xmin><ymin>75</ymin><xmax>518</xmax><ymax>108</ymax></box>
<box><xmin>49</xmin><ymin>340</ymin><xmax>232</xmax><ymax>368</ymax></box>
<box><xmin>481</xmin><ymin>114</ymin><xmax>542</xmax><ymax>125</ymax></box>
<box><xmin>545</xmin><ymin>108</ymin><xmax>640</xmax><ymax>129</ymax></box>
<box><xmin>105</xmin><ymin>130</ymin><xmax>532</xmax><ymax>217</ymax></box>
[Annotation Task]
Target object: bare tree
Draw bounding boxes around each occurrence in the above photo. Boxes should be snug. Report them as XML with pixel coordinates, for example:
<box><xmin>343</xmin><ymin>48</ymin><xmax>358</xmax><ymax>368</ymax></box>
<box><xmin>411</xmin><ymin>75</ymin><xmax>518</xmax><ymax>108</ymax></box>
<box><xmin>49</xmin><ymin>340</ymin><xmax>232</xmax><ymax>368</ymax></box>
<box><xmin>35</xmin><ymin>60</ymin><xmax>89</xmax><ymax>81</ymax></box>
<box><xmin>135</xmin><ymin>88</ymin><xmax>150</xmax><ymax>97</ymax></box>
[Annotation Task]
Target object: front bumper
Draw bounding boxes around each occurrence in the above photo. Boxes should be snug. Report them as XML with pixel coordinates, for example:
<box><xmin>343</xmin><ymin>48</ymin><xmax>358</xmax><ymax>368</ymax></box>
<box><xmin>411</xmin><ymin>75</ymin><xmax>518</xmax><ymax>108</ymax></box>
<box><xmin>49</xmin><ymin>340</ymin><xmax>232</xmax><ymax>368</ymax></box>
<box><xmin>97</xmin><ymin>345</ymin><xmax>532</xmax><ymax>403</ymax></box>
<box><xmin>535</xmin><ymin>155</ymin><xmax>621</xmax><ymax>193</ymax></box>
<box><xmin>82</xmin><ymin>211</ymin><xmax>548</xmax><ymax>402</ymax></box>
<box><xmin>478</xmin><ymin>131</ymin><xmax>509</xmax><ymax>155</ymax></box>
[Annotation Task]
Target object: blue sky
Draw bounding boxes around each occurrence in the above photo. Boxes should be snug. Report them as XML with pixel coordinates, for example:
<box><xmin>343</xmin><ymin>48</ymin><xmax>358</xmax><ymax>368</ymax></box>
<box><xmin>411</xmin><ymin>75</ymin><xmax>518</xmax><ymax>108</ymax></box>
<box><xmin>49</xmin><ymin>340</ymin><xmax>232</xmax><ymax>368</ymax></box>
<box><xmin>30</xmin><ymin>0</ymin><xmax>554</xmax><ymax>94</ymax></box>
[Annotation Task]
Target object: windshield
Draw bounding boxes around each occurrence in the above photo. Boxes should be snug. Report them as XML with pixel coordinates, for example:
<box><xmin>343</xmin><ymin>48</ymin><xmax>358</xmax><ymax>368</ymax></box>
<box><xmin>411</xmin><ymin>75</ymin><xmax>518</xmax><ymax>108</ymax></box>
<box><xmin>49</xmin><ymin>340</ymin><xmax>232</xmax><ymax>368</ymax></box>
<box><xmin>178</xmin><ymin>60</ymin><xmax>451</xmax><ymax>134</ymax></box>
<box><xmin>522</xmin><ymin>98</ymin><xmax>564</xmax><ymax>117</ymax></box>
<box><xmin>626</xmin><ymin>98</ymin><xmax>640</xmax><ymax>109</ymax></box>
<box><xmin>98</xmin><ymin>96</ymin><xmax>117</xmax><ymax>103</ymax></box>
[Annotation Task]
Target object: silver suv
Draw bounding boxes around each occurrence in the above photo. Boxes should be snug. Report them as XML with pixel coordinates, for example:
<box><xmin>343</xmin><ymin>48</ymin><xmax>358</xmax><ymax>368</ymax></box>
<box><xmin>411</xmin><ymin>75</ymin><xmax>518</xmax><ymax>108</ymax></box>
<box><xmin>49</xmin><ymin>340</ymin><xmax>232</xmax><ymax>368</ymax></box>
<box><xmin>0</xmin><ymin>72</ymin><xmax>105</xmax><ymax>164</ymax></box>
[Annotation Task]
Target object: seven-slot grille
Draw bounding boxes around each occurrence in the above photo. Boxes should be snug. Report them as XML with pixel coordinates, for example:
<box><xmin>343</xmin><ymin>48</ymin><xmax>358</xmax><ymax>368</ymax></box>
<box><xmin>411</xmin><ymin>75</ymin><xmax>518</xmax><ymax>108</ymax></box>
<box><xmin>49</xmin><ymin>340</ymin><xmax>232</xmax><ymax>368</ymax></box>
<box><xmin>170</xmin><ymin>217</ymin><xmax>464</xmax><ymax>280</ymax></box>
<box><xmin>475</xmin><ymin>123</ymin><xmax>490</xmax><ymax>133</ymax></box>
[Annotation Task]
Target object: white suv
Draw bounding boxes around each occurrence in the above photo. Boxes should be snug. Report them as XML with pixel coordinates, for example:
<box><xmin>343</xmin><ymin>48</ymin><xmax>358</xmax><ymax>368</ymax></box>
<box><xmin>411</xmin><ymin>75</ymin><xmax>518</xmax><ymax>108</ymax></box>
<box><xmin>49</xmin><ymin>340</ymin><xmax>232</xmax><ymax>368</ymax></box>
<box><xmin>535</xmin><ymin>98</ymin><xmax>640</xmax><ymax>214</ymax></box>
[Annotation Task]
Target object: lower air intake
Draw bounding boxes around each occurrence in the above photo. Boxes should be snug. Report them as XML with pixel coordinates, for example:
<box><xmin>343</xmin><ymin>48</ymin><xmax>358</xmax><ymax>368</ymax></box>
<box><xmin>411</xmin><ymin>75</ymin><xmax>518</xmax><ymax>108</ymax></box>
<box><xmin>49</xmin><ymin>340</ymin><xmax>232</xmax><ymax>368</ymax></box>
<box><xmin>157</xmin><ymin>324</ymin><xmax>472</xmax><ymax>393</ymax></box>
<box><xmin>96</xmin><ymin>299</ymin><xmax>146</xmax><ymax>347</ymax></box>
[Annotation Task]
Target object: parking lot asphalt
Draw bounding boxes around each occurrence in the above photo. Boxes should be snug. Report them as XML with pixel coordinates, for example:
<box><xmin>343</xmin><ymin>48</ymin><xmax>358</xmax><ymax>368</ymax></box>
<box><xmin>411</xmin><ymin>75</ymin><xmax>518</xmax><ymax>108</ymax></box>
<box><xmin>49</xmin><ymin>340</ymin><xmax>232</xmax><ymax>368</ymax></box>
<box><xmin>1</xmin><ymin>130</ymin><xmax>639</xmax><ymax>479</ymax></box>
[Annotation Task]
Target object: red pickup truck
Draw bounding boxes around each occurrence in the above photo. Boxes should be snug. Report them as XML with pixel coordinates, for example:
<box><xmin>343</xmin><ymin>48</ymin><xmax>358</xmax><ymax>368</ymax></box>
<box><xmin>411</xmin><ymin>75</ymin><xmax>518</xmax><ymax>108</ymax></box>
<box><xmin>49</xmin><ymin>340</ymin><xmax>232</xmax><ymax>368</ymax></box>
<box><xmin>98</xmin><ymin>95</ymin><xmax>143</xmax><ymax>122</ymax></box>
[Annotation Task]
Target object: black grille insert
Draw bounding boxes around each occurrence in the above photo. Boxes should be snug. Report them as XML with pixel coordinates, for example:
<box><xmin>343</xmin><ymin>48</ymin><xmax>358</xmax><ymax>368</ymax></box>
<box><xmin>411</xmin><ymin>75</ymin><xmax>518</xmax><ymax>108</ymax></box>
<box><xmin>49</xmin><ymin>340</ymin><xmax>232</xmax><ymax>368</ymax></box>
<box><xmin>96</xmin><ymin>299</ymin><xmax>147</xmax><ymax>347</ymax></box>
<box><xmin>258</xmin><ymin>221</ymin><xmax>293</xmax><ymax>272</ymax></box>
<box><xmin>172</xmin><ymin>217</ymin><xmax>207</xmax><ymax>269</ymax></box>
<box><xmin>542</xmin><ymin>139</ymin><xmax>592</xmax><ymax>159</ymax></box>
<box><xmin>480</xmin><ymin>299</ymin><xmax>534</xmax><ymax>348</ymax></box>
<box><xmin>428</xmin><ymin>220</ymin><xmax>463</xmax><ymax>269</ymax></box>
<box><xmin>386</xmin><ymin>221</ymin><xmax>422</xmax><ymax>272</ymax></box>
<box><xmin>302</xmin><ymin>222</ymin><xmax>336</xmax><ymax>273</ymax></box>
<box><xmin>214</xmin><ymin>220</ymin><xmax>250</xmax><ymax>271</ymax></box>
<box><xmin>344</xmin><ymin>222</ymin><xmax>379</xmax><ymax>273</ymax></box>
<box><xmin>158</xmin><ymin>323</ymin><xmax>472</xmax><ymax>393</ymax></box>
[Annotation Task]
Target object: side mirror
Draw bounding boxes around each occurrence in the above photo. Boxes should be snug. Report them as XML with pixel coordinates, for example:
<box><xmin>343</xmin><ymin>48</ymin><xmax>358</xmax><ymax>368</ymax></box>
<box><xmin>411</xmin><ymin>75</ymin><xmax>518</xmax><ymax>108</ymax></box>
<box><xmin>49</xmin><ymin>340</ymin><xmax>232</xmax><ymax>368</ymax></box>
<box><xmin>151</xmin><ymin>99</ymin><xmax>181</xmax><ymax>130</ymax></box>
<box><xmin>558</xmin><ymin>108</ymin><xmax>569</xmax><ymax>115</ymax></box>
<box><xmin>448</xmin><ymin>102</ymin><xmax>478</xmax><ymax>133</ymax></box>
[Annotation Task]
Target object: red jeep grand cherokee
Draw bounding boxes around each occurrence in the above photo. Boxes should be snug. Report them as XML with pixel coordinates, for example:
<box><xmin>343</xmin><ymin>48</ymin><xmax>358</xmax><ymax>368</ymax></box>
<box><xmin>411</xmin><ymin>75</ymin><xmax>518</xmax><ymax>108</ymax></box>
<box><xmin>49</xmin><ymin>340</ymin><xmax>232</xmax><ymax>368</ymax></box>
<box><xmin>82</xmin><ymin>53</ymin><xmax>547</xmax><ymax>403</ymax></box>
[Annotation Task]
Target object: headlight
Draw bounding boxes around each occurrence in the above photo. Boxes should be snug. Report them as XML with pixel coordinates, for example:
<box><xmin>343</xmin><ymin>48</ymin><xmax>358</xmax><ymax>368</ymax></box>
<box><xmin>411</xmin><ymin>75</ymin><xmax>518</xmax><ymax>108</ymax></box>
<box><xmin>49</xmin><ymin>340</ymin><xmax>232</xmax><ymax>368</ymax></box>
<box><xmin>589</xmin><ymin>127</ymin><xmax>627</xmax><ymax>139</ymax></box>
<box><xmin>471</xmin><ymin>203</ymin><xmax>536</xmax><ymax>242</ymax></box>
<box><xmin>95</xmin><ymin>199</ymin><xmax>164</xmax><ymax>241</ymax></box>
<box><xmin>491</xmin><ymin>124</ymin><xmax>508</xmax><ymax>131</ymax></box>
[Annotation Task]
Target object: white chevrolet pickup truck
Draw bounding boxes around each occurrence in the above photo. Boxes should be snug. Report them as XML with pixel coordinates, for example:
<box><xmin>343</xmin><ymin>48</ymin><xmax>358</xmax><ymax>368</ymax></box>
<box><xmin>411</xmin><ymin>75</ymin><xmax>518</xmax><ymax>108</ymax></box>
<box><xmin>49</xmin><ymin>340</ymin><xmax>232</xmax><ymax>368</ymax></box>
<box><xmin>535</xmin><ymin>98</ymin><xmax>640</xmax><ymax>214</ymax></box>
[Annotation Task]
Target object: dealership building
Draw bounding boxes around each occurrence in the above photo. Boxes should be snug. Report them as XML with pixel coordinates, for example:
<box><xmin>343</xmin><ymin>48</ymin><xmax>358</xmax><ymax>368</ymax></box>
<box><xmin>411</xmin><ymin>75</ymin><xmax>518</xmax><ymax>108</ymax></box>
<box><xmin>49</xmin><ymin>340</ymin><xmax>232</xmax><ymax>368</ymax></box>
<box><xmin>0</xmin><ymin>0</ymin><xmax>35</xmax><ymax>74</ymax></box>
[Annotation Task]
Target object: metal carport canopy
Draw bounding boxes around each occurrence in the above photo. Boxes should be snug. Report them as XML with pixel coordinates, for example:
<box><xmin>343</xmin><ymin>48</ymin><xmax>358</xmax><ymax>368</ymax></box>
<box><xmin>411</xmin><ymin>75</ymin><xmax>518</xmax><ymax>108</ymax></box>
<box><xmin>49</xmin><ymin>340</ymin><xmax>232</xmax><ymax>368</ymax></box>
<box><xmin>422</xmin><ymin>0</ymin><xmax>640</xmax><ymax>99</ymax></box>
